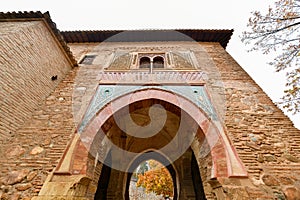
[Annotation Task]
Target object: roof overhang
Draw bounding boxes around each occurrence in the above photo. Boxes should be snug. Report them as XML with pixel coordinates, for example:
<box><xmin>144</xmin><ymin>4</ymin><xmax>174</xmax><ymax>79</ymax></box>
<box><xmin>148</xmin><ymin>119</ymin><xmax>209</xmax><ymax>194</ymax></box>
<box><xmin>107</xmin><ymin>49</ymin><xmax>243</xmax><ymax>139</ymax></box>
<box><xmin>61</xmin><ymin>29</ymin><xmax>233</xmax><ymax>49</ymax></box>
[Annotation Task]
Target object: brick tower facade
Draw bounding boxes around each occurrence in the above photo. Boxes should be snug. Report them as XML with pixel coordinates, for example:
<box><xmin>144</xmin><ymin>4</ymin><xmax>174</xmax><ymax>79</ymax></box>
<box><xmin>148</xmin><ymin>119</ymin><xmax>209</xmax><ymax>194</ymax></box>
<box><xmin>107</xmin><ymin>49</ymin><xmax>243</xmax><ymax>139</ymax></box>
<box><xmin>0</xmin><ymin>12</ymin><xmax>300</xmax><ymax>200</ymax></box>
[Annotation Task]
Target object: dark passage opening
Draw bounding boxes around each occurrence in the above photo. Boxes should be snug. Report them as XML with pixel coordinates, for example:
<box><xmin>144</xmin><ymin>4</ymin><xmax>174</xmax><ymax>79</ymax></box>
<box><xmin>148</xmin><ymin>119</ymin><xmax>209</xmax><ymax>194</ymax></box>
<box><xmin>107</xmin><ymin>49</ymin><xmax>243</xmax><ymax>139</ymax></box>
<box><xmin>191</xmin><ymin>152</ymin><xmax>206</xmax><ymax>200</ymax></box>
<box><xmin>94</xmin><ymin>152</ymin><xmax>112</xmax><ymax>200</ymax></box>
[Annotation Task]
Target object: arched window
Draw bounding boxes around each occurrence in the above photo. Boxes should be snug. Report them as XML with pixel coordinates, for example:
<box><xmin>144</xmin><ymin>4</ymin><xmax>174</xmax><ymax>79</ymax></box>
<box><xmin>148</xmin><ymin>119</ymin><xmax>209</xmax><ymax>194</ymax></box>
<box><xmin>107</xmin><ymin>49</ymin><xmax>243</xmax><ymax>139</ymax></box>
<box><xmin>139</xmin><ymin>57</ymin><xmax>151</xmax><ymax>68</ymax></box>
<box><xmin>153</xmin><ymin>56</ymin><xmax>164</xmax><ymax>68</ymax></box>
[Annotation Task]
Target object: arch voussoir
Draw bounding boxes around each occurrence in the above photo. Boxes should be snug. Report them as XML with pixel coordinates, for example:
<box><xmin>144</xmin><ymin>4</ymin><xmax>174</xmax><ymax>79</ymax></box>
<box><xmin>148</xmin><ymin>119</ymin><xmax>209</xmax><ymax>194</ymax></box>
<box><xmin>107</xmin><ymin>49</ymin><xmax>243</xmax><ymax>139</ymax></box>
<box><xmin>70</xmin><ymin>88</ymin><xmax>247</xmax><ymax>179</ymax></box>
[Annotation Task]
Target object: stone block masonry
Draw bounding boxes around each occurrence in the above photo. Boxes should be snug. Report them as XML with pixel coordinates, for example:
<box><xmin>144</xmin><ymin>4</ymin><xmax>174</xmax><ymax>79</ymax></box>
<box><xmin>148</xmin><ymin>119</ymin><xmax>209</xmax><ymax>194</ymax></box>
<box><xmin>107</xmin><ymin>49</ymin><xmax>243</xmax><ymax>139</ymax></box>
<box><xmin>204</xmin><ymin>44</ymin><xmax>300</xmax><ymax>199</ymax></box>
<box><xmin>0</xmin><ymin>68</ymin><xmax>78</xmax><ymax>199</ymax></box>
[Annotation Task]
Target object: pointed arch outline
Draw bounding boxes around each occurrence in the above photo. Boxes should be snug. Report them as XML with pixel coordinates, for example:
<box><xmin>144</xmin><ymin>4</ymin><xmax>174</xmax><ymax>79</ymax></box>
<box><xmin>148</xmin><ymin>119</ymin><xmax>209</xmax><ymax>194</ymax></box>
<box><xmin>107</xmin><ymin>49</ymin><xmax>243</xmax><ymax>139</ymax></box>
<box><xmin>70</xmin><ymin>87</ymin><xmax>247</xmax><ymax>178</ymax></box>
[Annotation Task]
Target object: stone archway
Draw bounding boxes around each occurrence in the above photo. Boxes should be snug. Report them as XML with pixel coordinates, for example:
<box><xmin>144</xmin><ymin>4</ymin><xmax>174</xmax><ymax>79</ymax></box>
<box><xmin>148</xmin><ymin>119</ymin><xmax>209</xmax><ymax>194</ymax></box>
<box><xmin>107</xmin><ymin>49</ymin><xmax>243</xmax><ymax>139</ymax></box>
<box><xmin>86</xmin><ymin>98</ymin><xmax>206</xmax><ymax>199</ymax></box>
<box><xmin>77</xmin><ymin>88</ymin><xmax>247</xmax><ymax>176</ymax></box>
<box><xmin>35</xmin><ymin>88</ymin><xmax>248</xmax><ymax>199</ymax></box>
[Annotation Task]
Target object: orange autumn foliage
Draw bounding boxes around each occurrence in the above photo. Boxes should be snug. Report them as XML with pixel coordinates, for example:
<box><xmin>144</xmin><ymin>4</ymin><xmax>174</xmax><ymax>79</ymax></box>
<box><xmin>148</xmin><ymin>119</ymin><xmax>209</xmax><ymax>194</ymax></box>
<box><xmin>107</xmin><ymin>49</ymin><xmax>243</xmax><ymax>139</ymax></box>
<box><xmin>136</xmin><ymin>160</ymin><xmax>173</xmax><ymax>197</ymax></box>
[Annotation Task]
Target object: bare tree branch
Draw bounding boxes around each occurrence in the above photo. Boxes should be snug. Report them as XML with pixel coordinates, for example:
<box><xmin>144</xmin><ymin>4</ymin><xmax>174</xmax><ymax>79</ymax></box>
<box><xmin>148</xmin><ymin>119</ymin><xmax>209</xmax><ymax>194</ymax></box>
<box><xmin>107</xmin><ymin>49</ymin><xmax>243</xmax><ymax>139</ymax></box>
<box><xmin>241</xmin><ymin>0</ymin><xmax>300</xmax><ymax>113</ymax></box>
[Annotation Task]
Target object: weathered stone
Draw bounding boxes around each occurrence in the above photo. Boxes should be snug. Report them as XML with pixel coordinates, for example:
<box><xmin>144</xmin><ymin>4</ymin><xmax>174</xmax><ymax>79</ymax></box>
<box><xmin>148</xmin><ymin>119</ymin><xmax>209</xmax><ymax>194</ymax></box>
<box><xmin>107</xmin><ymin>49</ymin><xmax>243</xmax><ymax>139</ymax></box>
<box><xmin>257</xmin><ymin>154</ymin><xmax>264</xmax><ymax>163</ymax></box>
<box><xmin>245</xmin><ymin>186</ymin><xmax>274</xmax><ymax>199</ymax></box>
<box><xmin>223</xmin><ymin>186</ymin><xmax>250</xmax><ymax>199</ymax></box>
<box><xmin>283</xmin><ymin>154</ymin><xmax>299</xmax><ymax>163</ymax></box>
<box><xmin>51</xmin><ymin>134</ymin><xmax>59</xmax><ymax>138</ymax></box>
<box><xmin>16</xmin><ymin>183</ymin><xmax>32</xmax><ymax>191</ymax></box>
<box><xmin>264</xmin><ymin>154</ymin><xmax>277</xmax><ymax>162</ymax></box>
<box><xmin>0</xmin><ymin>184</ymin><xmax>12</xmax><ymax>193</ymax></box>
<box><xmin>234</xmin><ymin>118</ymin><xmax>241</xmax><ymax>123</ymax></box>
<box><xmin>5</xmin><ymin>145</ymin><xmax>25</xmax><ymax>158</ymax></box>
<box><xmin>30</xmin><ymin>146</ymin><xmax>44</xmax><ymax>155</ymax></box>
<box><xmin>27</xmin><ymin>171</ymin><xmax>38</xmax><ymax>181</ymax></box>
<box><xmin>274</xmin><ymin>142</ymin><xmax>285</xmax><ymax>148</ymax></box>
<box><xmin>10</xmin><ymin>193</ymin><xmax>20</xmax><ymax>200</ymax></box>
<box><xmin>0</xmin><ymin>193</ymin><xmax>9</xmax><ymax>199</ymax></box>
<box><xmin>245</xmin><ymin>141</ymin><xmax>260</xmax><ymax>150</ymax></box>
<box><xmin>21</xmin><ymin>197</ymin><xmax>32</xmax><ymax>200</ymax></box>
<box><xmin>0</xmin><ymin>177</ymin><xmax>6</xmax><ymax>186</ymax></box>
<box><xmin>283</xmin><ymin>186</ymin><xmax>300</xmax><ymax>200</ymax></box>
<box><xmin>6</xmin><ymin>169</ymin><xmax>29</xmax><ymax>185</ymax></box>
<box><xmin>279</xmin><ymin>176</ymin><xmax>294</xmax><ymax>185</ymax></box>
<box><xmin>47</xmin><ymin>95</ymin><xmax>56</xmax><ymax>101</ymax></box>
<box><xmin>262</xmin><ymin>174</ymin><xmax>280</xmax><ymax>186</ymax></box>
<box><xmin>250</xmin><ymin>177</ymin><xmax>264</xmax><ymax>186</ymax></box>
<box><xmin>42</xmin><ymin>138</ymin><xmax>51</xmax><ymax>146</ymax></box>
<box><xmin>260</xmin><ymin>145</ymin><xmax>273</xmax><ymax>151</ymax></box>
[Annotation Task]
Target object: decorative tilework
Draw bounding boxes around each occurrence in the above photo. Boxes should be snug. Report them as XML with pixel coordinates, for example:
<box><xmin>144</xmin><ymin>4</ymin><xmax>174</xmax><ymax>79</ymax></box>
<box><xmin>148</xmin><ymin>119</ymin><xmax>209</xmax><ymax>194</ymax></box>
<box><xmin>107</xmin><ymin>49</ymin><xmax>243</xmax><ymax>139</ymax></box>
<box><xmin>78</xmin><ymin>85</ymin><xmax>217</xmax><ymax>133</ymax></box>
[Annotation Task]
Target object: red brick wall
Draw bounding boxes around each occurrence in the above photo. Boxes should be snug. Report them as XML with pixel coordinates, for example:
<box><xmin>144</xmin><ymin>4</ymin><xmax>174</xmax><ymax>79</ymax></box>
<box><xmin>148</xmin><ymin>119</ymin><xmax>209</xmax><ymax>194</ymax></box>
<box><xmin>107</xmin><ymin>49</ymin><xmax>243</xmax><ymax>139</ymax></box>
<box><xmin>204</xmin><ymin>44</ymin><xmax>300</xmax><ymax>198</ymax></box>
<box><xmin>0</xmin><ymin>21</ymin><xmax>72</xmax><ymax>141</ymax></box>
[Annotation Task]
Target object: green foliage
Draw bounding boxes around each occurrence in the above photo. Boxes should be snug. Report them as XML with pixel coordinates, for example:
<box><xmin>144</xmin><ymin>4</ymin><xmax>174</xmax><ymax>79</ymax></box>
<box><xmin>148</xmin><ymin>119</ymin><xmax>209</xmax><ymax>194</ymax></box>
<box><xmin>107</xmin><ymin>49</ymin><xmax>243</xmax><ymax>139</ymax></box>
<box><xmin>241</xmin><ymin>0</ymin><xmax>300</xmax><ymax>113</ymax></box>
<box><xmin>137</xmin><ymin>161</ymin><xmax>149</xmax><ymax>175</ymax></box>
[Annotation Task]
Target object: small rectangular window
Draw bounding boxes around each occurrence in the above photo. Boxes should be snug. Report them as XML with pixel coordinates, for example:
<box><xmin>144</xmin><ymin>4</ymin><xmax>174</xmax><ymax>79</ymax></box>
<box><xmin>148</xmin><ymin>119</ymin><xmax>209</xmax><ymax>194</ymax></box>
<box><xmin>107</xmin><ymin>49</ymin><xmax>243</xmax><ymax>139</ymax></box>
<box><xmin>80</xmin><ymin>55</ymin><xmax>96</xmax><ymax>65</ymax></box>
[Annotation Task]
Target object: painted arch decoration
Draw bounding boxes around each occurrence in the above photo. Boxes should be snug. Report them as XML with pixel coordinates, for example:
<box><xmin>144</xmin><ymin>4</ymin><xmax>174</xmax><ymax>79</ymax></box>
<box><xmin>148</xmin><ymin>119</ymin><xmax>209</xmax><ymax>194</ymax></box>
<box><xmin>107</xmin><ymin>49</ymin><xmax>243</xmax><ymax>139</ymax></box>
<box><xmin>74</xmin><ymin>85</ymin><xmax>247</xmax><ymax>178</ymax></box>
<box><xmin>78</xmin><ymin>85</ymin><xmax>217</xmax><ymax>133</ymax></box>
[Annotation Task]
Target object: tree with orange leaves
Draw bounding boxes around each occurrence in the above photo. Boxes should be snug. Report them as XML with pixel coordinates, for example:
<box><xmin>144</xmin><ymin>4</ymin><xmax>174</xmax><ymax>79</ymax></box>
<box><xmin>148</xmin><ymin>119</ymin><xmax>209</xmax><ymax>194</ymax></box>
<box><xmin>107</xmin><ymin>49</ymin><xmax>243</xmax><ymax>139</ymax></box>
<box><xmin>136</xmin><ymin>160</ymin><xmax>173</xmax><ymax>198</ymax></box>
